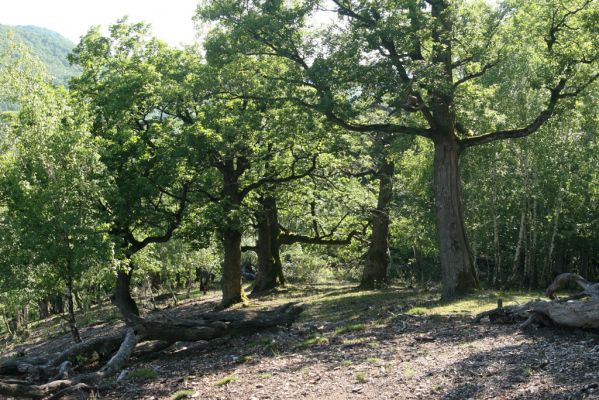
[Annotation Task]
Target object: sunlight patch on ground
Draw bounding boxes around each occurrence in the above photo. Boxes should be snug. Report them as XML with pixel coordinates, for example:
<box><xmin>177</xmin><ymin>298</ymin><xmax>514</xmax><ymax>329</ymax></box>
<box><xmin>407</xmin><ymin>291</ymin><xmax>543</xmax><ymax>316</ymax></box>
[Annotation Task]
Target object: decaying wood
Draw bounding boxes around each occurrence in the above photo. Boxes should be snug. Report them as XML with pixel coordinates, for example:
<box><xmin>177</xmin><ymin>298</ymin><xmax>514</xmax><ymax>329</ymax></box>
<box><xmin>545</xmin><ymin>273</ymin><xmax>599</xmax><ymax>300</ymax></box>
<box><xmin>476</xmin><ymin>273</ymin><xmax>599</xmax><ymax>330</ymax></box>
<box><xmin>0</xmin><ymin>303</ymin><xmax>302</xmax><ymax>399</ymax></box>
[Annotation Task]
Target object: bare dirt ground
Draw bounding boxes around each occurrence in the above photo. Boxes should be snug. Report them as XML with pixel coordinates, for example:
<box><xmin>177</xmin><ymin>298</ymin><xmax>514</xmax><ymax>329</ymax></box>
<box><xmin>2</xmin><ymin>285</ymin><xmax>599</xmax><ymax>399</ymax></box>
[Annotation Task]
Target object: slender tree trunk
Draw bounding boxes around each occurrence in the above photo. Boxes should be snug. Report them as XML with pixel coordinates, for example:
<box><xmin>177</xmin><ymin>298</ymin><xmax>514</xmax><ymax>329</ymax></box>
<box><xmin>221</xmin><ymin>227</ymin><xmax>245</xmax><ymax>307</ymax></box>
<box><xmin>73</xmin><ymin>290</ymin><xmax>84</xmax><ymax>312</ymax></box>
<box><xmin>161</xmin><ymin>256</ymin><xmax>178</xmax><ymax>306</ymax></box>
<box><xmin>360</xmin><ymin>159</ymin><xmax>394</xmax><ymax>289</ymax></box>
<box><xmin>509</xmin><ymin>207</ymin><xmax>527</xmax><ymax>285</ymax></box>
<box><xmin>492</xmin><ymin>212</ymin><xmax>501</xmax><ymax>287</ymax></box>
<box><xmin>145</xmin><ymin>276</ymin><xmax>157</xmax><ymax>311</ymax></box>
<box><xmin>65</xmin><ymin>259</ymin><xmax>82</xmax><ymax>343</ymax></box>
<box><xmin>253</xmin><ymin>195</ymin><xmax>284</xmax><ymax>294</ymax></box>
<box><xmin>433</xmin><ymin>137</ymin><xmax>479</xmax><ymax>299</ymax></box>
<box><xmin>491</xmin><ymin>161</ymin><xmax>502</xmax><ymax>287</ymax></box>
<box><xmin>113</xmin><ymin>267</ymin><xmax>140</xmax><ymax>322</ymax></box>
<box><xmin>545</xmin><ymin>189</ymin><xmax>563</xmax><ymax>284</ymax></box>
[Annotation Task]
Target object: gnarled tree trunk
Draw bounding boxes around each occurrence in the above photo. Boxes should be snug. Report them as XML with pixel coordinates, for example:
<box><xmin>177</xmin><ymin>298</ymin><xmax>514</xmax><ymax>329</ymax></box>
<box><xmin>113</xmin><ymin>268</ymin><xmax>140</xmax><ymax>323</ymax></box>
<box><xmin>433</xmin><ymin>136</ymin><xmax>479</xmax><ymax>299</ymax></box>
<box><xmin>252</xmin><ymin>195</ymin><xmax>284</xmax><ymax>294</ymax></box>
<box><xmin>360</xmin><ymin>158</ymin><xmax>394</xmax><ymax>289</ymax></box>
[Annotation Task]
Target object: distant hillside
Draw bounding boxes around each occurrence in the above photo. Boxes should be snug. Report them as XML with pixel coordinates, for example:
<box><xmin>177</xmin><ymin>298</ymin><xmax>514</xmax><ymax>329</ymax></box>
<box><xmin>0</xmin><ymin>24</ymin><xmax>80</xmax><ymax>86</ymax></box>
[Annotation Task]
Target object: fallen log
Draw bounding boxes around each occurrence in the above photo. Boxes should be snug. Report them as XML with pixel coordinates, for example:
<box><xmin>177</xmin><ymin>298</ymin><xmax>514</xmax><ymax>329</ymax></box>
<box><xmin>0</xmin><ymin>302</ymin><xmax>303</xmax><ymax>399</ymax></box>
<box><xmin>475</xmin><ymin>273</ymin><xmax>599</xmax><ymax>330</ymax></box>
<box><xmin>138</xmin><ymin>302</ymin><xmax>303</xmax><ymax>342</ymax></box>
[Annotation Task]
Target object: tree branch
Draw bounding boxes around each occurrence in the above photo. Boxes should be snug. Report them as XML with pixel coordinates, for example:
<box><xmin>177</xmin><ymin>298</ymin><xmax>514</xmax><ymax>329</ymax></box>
<box><xmin>459</xmin><ymin>78</ymin><xmax>568</xmax><ymax>149</ymax></box>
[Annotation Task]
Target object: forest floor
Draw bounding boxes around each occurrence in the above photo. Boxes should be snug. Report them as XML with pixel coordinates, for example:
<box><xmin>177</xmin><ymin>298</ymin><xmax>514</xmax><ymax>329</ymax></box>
<box><xmin>2</xmin><ymin>284</ymin><xmax>599</xmax><ymax>400</ymax></box>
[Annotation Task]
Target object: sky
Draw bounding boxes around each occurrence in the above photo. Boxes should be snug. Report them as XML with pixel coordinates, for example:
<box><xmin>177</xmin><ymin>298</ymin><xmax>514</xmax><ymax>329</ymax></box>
<box><xmin>0</xmin><ymin>0</ymin><xmax>201</xmax><ymax>46</ymax></box>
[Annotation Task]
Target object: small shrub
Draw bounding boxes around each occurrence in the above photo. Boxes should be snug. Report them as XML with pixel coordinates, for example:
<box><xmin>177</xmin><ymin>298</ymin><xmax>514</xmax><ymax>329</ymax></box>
<box><xmin>356</xmin><ymin>372</ymin><xmax>367</xmax><ymax>383</ymax></box>
<box><xmin>340</xmin><ymin>360</ymin><xmax>353</xmax><ymax>367</ymax></box>
<box><xmin>367</xmin><ymin>357</ymin><xmax>382</xmax><ymax>364</ymax></box>
<box><xmin>259</xmin><ymin>373</ymin><xmax>273</xmax><ymax>379</ymax></box>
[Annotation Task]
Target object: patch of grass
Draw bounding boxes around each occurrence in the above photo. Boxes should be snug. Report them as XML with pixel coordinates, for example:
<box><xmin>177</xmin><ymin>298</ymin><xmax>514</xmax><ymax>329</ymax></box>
<box><xmin>129</xmin><ymin>368</ymin><xmax>158</xmax><ymax>380</ymax></box>
<box><xmin>241</xmin><ymin>354</ymin><xmax>256</xmax><ymax>362</ymax></box>
<box><xmin>407</xmin><ymin>307</ymin><xmax>427</xmax><ymax>316</ymax></box>
<box><xmin>335</xmin><ymin>323</ymin><xmax>367</xmax><ymax>335</ymax></box>
<box><xmin>405</xmin><ymin>290</ymin><xmax>542</xmax><ymax>316</ymax></box>
<box><xmin>297</xmin><ymin>285</ymin><xmax>431</xmax><ymax>323</ymax></box>
<box><xmin>367</xmin><ymin>357</ymin><xmax>382</xmax><ymax>364</ymax></box>
<box><xmin>259</xmin><ymin>373</ymin><xmax>273</xmax><ymax>379</ymax></box>
<box><xmin>302</xmin><ymin>335</ymin><xmax>329</xmax><ymax>347</ymax></box>
<box><xmin>170</xmin><ymin>390</ymin><xmax>195</xmax><ymax>400</ymax></box>
<box><xmin>216</xmin><ymin>375</ymin><xmax>238</xmax><ymax>386</ymax></box>
<box><xmin>340</xmin><ymin>360</ymin><xmax>353</xmax><ymax>367</ymax></box>
<box><xmin>356</xmin><ymin>372</ymin><xmax>367</xmax><ymax>383</ymax></box>
<box><xmin>367</xmin><ymin>341</ymin><xmax>380</xmax><ymax>348</ymax></box>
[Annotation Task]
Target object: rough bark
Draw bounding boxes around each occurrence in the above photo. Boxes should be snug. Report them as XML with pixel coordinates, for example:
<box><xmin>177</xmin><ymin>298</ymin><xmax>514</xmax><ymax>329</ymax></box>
<box><xmin>221</xmin><ymin>227</ymin><xmax>246</xmax><ymax>308</ymax></box>
<box><xmin>113</xmin><ymin>268</ymin><xmax>140</xmax><ymax>323</ymax></box>
<box><xmin>252</xmin><ymin>195</ymin><xmax>284</xmax><ymax>294</ymax></box>
<box><xmin>433</xmin><ymin>136</ymin><xmax>479</xmax><ymax>299</ymax></box>
<box><xmin>138</xmin><ymin>302</ymin><xmax>302</xmax><ymax>342</ymax></box>
<box><xmin>360</xmin><ymin>158</ymin><xmax>394</xmax><ymax>289</ymax></box>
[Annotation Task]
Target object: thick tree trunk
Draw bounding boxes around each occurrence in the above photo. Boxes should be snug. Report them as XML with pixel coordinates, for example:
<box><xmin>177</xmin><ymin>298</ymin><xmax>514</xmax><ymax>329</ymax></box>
<box><xmin>37</xmin><ymin>299</ymin><xmax>51</xmax><ymax>320</ymax></box>
<box><xmin>433</xmin><ymin>136</ymin><xmax>479</xmax><ymax>299</ymax></box>
<box><xmin>253</xmin><ymin>195</ymin><xmax>284</xmax><ymax>294</ymax></box>
<box><xmin>113</xmin><ymin>268</ymin><xmax>140</xmax><ymax>322</ymax></box>
<box><xmin>360</xmin><ymin>159</ymin><xmax>394</xmax><ymax>289</ymax></box>
<box><xmin>221</xmin><ymin>228</ymin><xmax>246</xmax><ymax>308</ymax></box>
